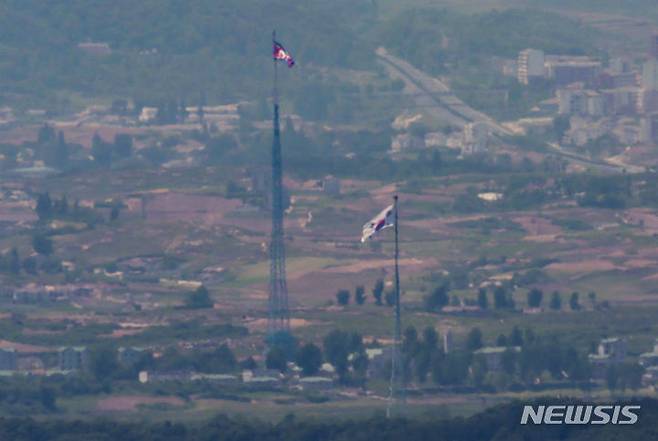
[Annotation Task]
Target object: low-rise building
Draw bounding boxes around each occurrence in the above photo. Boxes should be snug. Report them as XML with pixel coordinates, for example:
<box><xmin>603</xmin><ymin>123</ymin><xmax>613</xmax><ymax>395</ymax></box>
<box><xmin>58</xmin><ymin>347</ymin><xmax>88</xmax><ymax>371</ymax></box>
<box><xmin>190</xmin><ymin>373</ymin><xmax>240</xmax><ymax>385</ymax></box>
<box><xmin>473</xmin><ymin>346</ymin><xmax>521</xmax><ymax>372</ymax></box>
<box><xmin>589</xmin><ymin>337</ymin><xmax>627</xmax><ymax>379</ymax></box>
<box><xmin>517</xmin><ymin>49</ymin><xmax>545</xmax><ymax>85</ymax></box>
<box><xmin>365</xmin><ymin>347</ymin><xmax>392</xmax><ymax>378</ymax></box>
<box><xmin>299</xmin><ymin>376</ymin><xmax>333</xmax><ymax>391</ymax></box>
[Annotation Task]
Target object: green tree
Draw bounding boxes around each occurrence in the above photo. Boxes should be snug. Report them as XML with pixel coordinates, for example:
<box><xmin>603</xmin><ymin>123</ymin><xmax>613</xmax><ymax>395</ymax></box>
<box><xmin>240</xmin><ymin>356</ymin><xmax>257</xmax><ymax>370</ymax></box>
<box><xmin>493</xmin><ymin>286</ymin><xmax>507</xmax><ymax>309</ymax></box>
<box><xmin>527</xmin><ymin>288</ymin><xmax>543</xmax><ymax>308</ymax></box>
<box><xmin>430</xmin><ymin>149</ymin><xmax>442</xmax><ymax>174</ymax></box>
<box><xmin>466</xmin><ymin>328</ymin><xmax>483</xmax><ymax>351</ymax></box>
<box><xmin>354</xmin><ymin>285</ymin><xmax>366</xmax><ymax>305</ymax></box>
<box><xmin>384</xmin><ymin>290</ymin><xmax>396</xmax><ymax>307</ymax></box>
<box><xmin>8</xmin><ymin>248</ymin><xmax>20</xmax><ymax>275</ymax></box>
<box><xmin>424</xmin><ymin>283</ymin><xmax>449</xmax><ymax>312</ymax></box>
<box><xmin>54</xmin><ymin>131</ymin><xmax>69</xmax><ymax>169</ymax></box>
<box><xmin>296</xmin><ymin>343</ymin><xmax>323</xmax><ymax>376</ymax></box>
<box><xmin>185</xmin><ymin>286</ymin><xmax>213</xmax><ymax>309</ymax></box>
<box><xmin>91</xmin><ymin>346</ymin><xmax>119</xmax><ymax>381</ymax></box>
<box><xmin>336</xmin><ymin>289</ymin><xmax>350</xmax><ymax>306</ymax></box>
<box><xmin>549</xmin><ymin>291</ymin><xmax>562</xmax><ymax>310</ymax></box>
<box><xmin>110</xmin><ymin>204</ymin><xmax>121</xmax><ymax>222</ymax></box>
<box><xmin>92</xmin><ymin>133</ymin><xmax>113</xmax><ymax>168</ymax></box>
<box><xmin>569</xmin><ymin>292</ymin><xmax>581</xmax><ymax>311</ymax></box>
<box><xmin>113</xmin><ymin>134</ymin><xmax>133</xmax><ymax>158</ymax></box>
<box><xmin>32</xmin><ymin>234</ymin><xmax>53</xmax><ymax>256</ymax></box>
<box><xmin>372</xmin><ymin>279</ymin><xmax>384</xmax><ymax>305</ymax></box>
<box><xmin>477</xmin><ymin>288</ymin><xmax>488</xmax><ymax>310</ymax></box>
<box><xmin>35</xmin><ymin>193</ymin><xmax>53</xmax><ymax>221</ymax></box>
<box><xmin>37</xmin><ymin>123</ymin><xmax>55</xmax><ymax>145</ymax></box>
<box><xmin>323</xmin><ymin>330</ymin><xmax>352</xmax><ymax>381</ymax></box>
<box><xmin>501</xmin><ymin>348</ymin><xmax>517</xmax><ymax>375</ymax></box>
<box><xmin>266</xmin><ymin>347</ymin><xmax>287</xmax><ymax>373</ymax></box>
<box><xmin>509</xmin><ymin>326</ymin><xmax>524</xmax><ymax>346</ymax></box>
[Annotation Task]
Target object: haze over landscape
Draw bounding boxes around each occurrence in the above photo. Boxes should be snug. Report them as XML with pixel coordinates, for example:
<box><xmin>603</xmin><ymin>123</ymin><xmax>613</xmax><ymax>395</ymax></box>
<box><xmin>3</xmin><ymin>1</ymin><xmax>658</xmax><ymax>439</ymax></box>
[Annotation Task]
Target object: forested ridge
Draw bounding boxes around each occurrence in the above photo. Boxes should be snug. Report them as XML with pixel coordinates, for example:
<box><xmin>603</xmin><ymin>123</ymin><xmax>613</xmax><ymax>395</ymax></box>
<box><xmin>0</xmin><ymin>0</ymin><xmax>376</xmax><ymax>109</ymax></box>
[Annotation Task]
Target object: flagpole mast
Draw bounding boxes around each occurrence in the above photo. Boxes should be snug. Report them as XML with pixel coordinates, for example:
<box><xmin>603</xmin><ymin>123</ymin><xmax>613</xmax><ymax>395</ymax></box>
<box><xmin>387</xmin><ymin>194</ymin><xmax>402</xmax><ymax>418</ymax></box>
<box><xmin>272</xmin><ymin>30</ymin><xmax>279</xmax><ymax>107</ymax></box>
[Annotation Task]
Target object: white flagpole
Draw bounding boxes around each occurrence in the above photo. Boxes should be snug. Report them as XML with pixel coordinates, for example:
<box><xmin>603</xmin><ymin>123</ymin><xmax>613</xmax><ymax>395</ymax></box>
<box><xmin>387</xmin><ymin>194</ymin><xmax>402</xmax><ymax>418</ymax></box>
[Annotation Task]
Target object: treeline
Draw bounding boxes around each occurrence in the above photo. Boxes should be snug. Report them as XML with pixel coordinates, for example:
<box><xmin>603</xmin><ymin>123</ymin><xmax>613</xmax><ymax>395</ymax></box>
<box><xmin>265</xmin><ymin>330</ymin><xmax>368</xmax><ymax>385</ymax></box>
<box><xmin>3</xmin><ymin>398</ymin><xmax>658</xmax><ymax>440</ymax></box>
<box><xmin>397</xmin><ymin>325</ymin><xmax>593</xmax><ymax>391</ymax></box>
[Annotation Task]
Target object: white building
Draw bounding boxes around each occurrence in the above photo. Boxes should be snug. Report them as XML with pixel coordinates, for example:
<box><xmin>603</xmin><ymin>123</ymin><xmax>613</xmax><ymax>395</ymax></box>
<box><xmin>518</xmin><ymin>49</ymin><xmax>545</xmax><ymax>85</ymax></box>
<box><xmin>643</xmin><ymin>59</ymin><xmax>658</xmax><ymax>91</ymax></box>
<box><xmin>462</xmin><ymin>122</ymin><xmax>489</xmax><ymax>154</ymax></box>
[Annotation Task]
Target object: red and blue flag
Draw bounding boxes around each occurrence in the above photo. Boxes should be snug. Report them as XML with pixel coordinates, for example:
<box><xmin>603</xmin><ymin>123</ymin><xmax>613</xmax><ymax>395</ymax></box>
<box><xmin>361</xmin><ymin>204</ymin><xmax>395</xmax><ymax>242</ymax></box>
<box><xmin>273</xmin><ymin>41</ymin><xmax>295</xmax><ymax>68</ymax></box>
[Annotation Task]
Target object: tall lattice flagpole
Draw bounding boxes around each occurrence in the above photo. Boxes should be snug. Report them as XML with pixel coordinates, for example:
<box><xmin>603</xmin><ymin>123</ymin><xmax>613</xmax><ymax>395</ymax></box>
<box><xmin>268</xmin><ymin>30</ymin><xmax>290</xmax><ymax>335</ymax></box>
<box><xmin>387</xmin><ymin>194</ymin><xmax>403</xmax><ymax>417</ymax></box>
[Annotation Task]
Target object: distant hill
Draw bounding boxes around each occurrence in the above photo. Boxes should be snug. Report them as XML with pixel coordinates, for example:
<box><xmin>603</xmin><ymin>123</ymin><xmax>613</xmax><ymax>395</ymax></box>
<box><xmin>0</xmin><ymin>0</ymin><xmax>377</xmax><ymax>109</ymax></box>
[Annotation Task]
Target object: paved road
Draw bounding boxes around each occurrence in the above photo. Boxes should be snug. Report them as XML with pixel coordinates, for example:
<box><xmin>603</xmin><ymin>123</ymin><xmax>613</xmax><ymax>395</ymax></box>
<box><xmin>376</xmin><ymin>47</ymin><xmax>513</xmax><ymax>136</ymax></box>
<box><xmin>378</xmin><ymin>47</ymin><xmax>643</xmax><ymax>174</ymax></box>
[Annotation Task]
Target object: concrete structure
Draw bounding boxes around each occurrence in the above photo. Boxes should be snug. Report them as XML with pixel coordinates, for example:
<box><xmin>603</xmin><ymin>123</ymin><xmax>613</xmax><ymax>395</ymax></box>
<box><xmin>190</xmin><ymin>373</ymin><xmax>239</xmax><ymax>385</ymax></box>
<box><xmin>443</xmin><ymin>329</ymin><xmax>453</xmax><ymax>354</ymax></box>
<box><xmin>17</xmin><ymin>356</ymin><xmax>44</xmax><ymax>373</ymax></box>
<box><xmin>517</xmin><ymin>49</ymin><xmax>545</xmax><ymax>85</ymax></box>
<box><xmin>643</xmin><ymin>59</ymin><xmax>658</xmax><ymax>91</ymax></box>
<box><xmin>299</xmin><ymin>376</ymin><xmax>333</xmax><ymax>391</ymax></box>
<box><xmin>138</xmin><ymin>371</ymin><xmax>191</xmax><ymax>383</ymax></box>
<box><xmin>365</xmin><ymin>347</ymin><xmax>392</xmax><ymax>378</ymax></box>
<box><xmin>139</xmin><ymin>107</ymin><xmax>158</xmax><ymax>123</ymax></box>
<box><xmin>473</xmin><ymin>346</ymin><xmax>521</xmax><ymax>372</ymax></box>
<box><xmin>462</xmin><ymin>122</ymin><xmax>489</xmax><ymax>154</ymax></box>
<box><xmin>546</xmin><ymin>56</ymin><xmax>601</xmax><ymax>86</ymax></box>
<box><xmin>391</xmin><ymin>133</ymin><xmax>425</xmax><ymax>151</ymax></box>
<box><xmin>589</xmin><ymin>337</ymin><xmax>627</xmax><ymax>379</ymax></box>
<box><xmin>609</xmin><ymin>58</ymin><xmax>632</xmax><ymax>75</ymax></box>
<box><xmin>58</xmin><ymin>347</ymin><xmax>88</xmax><ymax>371</ymax></box>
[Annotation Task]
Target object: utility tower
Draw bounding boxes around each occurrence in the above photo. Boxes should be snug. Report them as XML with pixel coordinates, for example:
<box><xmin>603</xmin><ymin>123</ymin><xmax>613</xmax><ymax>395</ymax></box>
<box><xmin>268</xmin><ymin>35</ymin><xmax>290</xmax><ymax>334</ymax></box>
